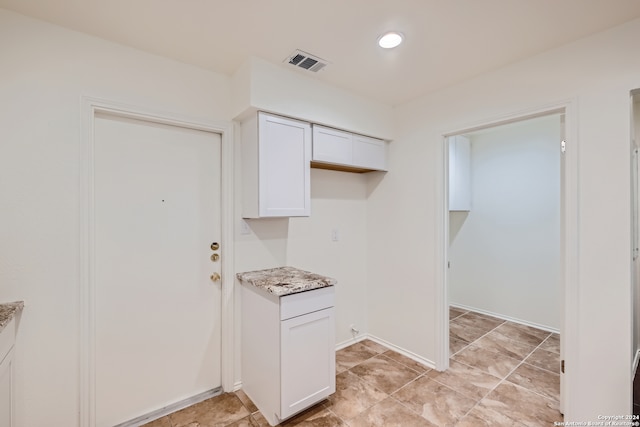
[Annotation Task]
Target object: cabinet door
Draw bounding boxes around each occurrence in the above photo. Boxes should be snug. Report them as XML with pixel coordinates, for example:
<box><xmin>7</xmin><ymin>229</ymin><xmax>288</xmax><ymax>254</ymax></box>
<box><xmin>449</xmin><ymin>135</ymin><xmax>471</xmax><ymax>211</ymax></box>
<box><xmin>280</xmin><ymin>307</ymin><xmax>335</xmax><ymax>420</ymax></box>
<box><xmin>0</xmin><ymin>352</ymin><xmax>12</xmax><ymax>427</ymax></box>
<box><xmin>353</xmin><ymin>134</ymin><xmax>387</xmax><ymax>171</ymax></box>
<box><xmin>312</xmin><ymin>125</ymin><xmax>353</xmax><ymax>165</ymax></box>
<box><xmin>259</xmin><ymin>113</ymin><xmax>311</xmax><ymax>217</ymax></box>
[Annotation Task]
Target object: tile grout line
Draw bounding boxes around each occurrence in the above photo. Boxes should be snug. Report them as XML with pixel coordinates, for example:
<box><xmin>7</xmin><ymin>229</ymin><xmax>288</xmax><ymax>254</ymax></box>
<box><xmin>446</xmin><ymin>314</ymin><xmax>514</xmax><ymax>423</ymax></box>
<box><xmin>448</xmin><ymin>315</ymin><xmax>558</xmax><ymax>424</ymax></box>
<box><xmin>471</xmin><ymin>346</ymin><xmax>556</xmax><ymax>417</ymax></box>
<box><xmin>449</xmin><ymin>318</ymin><xmax>506</xmax><ymax>357</ymax></box>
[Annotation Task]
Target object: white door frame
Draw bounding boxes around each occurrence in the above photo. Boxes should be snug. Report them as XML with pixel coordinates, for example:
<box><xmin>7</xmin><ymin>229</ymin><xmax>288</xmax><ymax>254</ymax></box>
<box><xmin>436</xmin><ymin>99</ymin><xmax>579</xmax><ymax>417</ymax></box>
<box><xmin>79</xmin><ymin>97</ymin><xmax>235</xmax><ymax>427</ymax></box>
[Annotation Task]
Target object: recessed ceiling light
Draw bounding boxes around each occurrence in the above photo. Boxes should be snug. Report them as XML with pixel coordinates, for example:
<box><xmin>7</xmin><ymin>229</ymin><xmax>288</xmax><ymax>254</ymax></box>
<box><xmin>378</xmin><ymin>32</ymin><xmax>404</xmax><ymax>49</ymax></box>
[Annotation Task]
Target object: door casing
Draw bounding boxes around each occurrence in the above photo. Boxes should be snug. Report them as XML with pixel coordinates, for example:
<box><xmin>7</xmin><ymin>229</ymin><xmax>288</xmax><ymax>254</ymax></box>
<box><xmin>437</xmin><ymin>100</ymin><xmax>578</xmax><ymax>417</ymax></box>
<box><xmin>80</xmin><ymin>97</ymin><xmax>235</xmax><ymax>427</ymax></box>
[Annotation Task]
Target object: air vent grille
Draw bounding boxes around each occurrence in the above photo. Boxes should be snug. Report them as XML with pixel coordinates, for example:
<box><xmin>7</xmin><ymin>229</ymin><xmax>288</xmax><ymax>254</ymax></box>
<box><xmin>284</xmin><ymin>50</ymin><xmax>328</xmax><ymax>73</ymax></box>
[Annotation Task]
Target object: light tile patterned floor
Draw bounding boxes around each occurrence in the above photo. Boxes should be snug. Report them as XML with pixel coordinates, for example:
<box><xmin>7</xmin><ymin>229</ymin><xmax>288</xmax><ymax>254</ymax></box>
<box><xmin>144</xmin><ymin>307</ymin><xmax>562</xmax><ymax>426</ymax></box>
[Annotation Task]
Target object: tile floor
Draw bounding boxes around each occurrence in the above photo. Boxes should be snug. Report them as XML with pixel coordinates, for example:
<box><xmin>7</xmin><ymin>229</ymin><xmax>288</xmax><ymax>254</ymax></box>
<box><xmin>144</xmin><ymin>307</ymin><xmax>562</xmax><ymax>426</ymax></box>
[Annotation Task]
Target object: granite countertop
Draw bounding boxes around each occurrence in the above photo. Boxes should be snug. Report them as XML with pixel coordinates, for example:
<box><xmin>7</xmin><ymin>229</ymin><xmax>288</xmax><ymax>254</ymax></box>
<box><xmin>237</xmin><ymin>266</ymin><xmax>336</xmax><ymax>297</ymax></box>
<box><xmin>0</xmin><ymin>301</ymin><xmax>24</xmax><ymax>333</ymax></box>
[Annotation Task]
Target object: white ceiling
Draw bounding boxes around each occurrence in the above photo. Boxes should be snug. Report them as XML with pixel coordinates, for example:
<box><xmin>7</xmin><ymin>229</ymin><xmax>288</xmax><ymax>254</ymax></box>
<box><xmin>2</xmin><ymin>0</ymin><xmax>640</xmax><ymax>106</ymax></box>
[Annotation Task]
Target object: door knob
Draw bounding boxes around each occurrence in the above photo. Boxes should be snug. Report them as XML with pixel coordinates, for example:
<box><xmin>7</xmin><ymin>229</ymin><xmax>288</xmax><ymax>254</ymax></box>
<box><xmin>210</xmin><ymin>242</ymin><xmax>220</xmax><ymax>251</ymax></box>
<box><xmin>210</xmin><ymin>253</ymin><xmax>220</xmax><ymax>262</ymax></box>
<box><xmin>210</xmin><ymin>272</ymin><xmax>221</xmax><ymax>282</ymax></box>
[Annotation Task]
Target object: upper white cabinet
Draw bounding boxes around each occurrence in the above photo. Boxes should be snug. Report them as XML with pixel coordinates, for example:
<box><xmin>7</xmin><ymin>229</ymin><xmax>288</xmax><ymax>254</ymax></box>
<box><xmin>242</xmin><ymin>112</ymin><xmax>312</xmax><ymax>218</ymax></box>
<box><xmin>448</xmin><ymin>135</ymin><xmax>471</xmax><ymax>211</ymax></box>
<box><xmin>353</xmin><ymin>134</ymin><xmax>387</xmax><ymax>171</ymax></box>
<box><xmin>312</xmin><ymin>126</ymin><xmax>353</xmax><ymax>166</ymax></box>
<box><xmin>312</xmin><ymin>125</ymin><xmax>388</xmax><ymax>172</ymax></box>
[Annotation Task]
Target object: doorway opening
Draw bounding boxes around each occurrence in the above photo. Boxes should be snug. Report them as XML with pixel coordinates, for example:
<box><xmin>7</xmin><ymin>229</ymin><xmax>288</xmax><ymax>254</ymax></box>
<box><xmin>439</xmin><ymin>106</ymin><xmax>574</xmax><ymax>415</ymax></box>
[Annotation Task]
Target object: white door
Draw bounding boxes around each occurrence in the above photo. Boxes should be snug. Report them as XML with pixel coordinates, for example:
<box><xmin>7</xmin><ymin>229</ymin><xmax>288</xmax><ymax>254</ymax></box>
<box><xmin>94</xmin><ymin>113</ymin><xmax>222</xmax><ymax>427</ymax></box>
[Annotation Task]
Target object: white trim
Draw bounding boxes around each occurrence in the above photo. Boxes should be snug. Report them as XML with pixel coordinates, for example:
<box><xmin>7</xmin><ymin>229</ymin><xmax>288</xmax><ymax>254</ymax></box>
<box><xmin>335</xmin><ymin>334</ymin><xmax>436</xmax><ymax>369</ymax></box>
<box><xmin>79</xmin><ymin>96</ymin><xmax>235</xmax><ymax>427</ymax></box>
<box><xmin>335</xmin><ymin>335</ymin><xmax>368</xmax><ymax>351</ymax></box>
<box><xmin>437</xmin><ymin>99</ymin><xmax>579</xmax><ymax>415</ymax></box>
<box><xmin>435</xmin><ymin>132</ymin><xmax>449</xmax><ymax>371</ymax></box>
<box><xmin>113</xmin><ymin>387</ymin><xmax>222</xmax><ymax>427</ymax></box>
<box><xmin>449</xmin><ymin>303</ymin><xmax>560</xmax><ymax>334</ymax></box>
<box><xmin>365</xmin><ymin>334</ymin><xmax>436</xmax><ymax>370</ymax></box>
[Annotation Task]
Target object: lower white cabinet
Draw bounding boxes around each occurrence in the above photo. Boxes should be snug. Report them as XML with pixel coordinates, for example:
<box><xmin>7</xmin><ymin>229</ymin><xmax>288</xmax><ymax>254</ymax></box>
<box><xmin>241</xmin><ymin>285</ymin><xmax>335</xmax><ymax>426</ymax></box>
<box><xmin>0</xmin><ymin>318</ymin><xmax>16</xmax><ymax>427</ymax></box>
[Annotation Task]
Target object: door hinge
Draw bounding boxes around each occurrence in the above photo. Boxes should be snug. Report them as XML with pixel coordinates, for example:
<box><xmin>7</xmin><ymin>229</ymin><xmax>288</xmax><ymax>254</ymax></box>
<box><xmin>561</xmin><ymin>140</ymin><xmax>566</xmax><ymax>154</ymax></box>
<box><xmin>561</xmin><ymin>359</ymin><xmax>565</xmax><ymax>373</ymax></box>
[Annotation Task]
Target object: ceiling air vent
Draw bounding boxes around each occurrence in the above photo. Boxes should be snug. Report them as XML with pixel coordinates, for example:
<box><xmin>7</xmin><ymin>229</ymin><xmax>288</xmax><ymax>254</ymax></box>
<box><xmin>284</xmin><ymin>50</ymin><xmax>328</xmax><ymax>73</ymax></box>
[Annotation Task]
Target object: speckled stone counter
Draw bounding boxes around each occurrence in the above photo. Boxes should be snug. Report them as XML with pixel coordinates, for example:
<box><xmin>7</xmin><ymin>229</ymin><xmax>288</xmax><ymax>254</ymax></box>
<box><xmin>0</xmin><ymin>301</ymin><xmax>24</xmax><ymax>333</ymax></box>
<box><xmin>236</xmin><ymin>266</ymin><xmax>336</xmax><ymax>297</ymax></box>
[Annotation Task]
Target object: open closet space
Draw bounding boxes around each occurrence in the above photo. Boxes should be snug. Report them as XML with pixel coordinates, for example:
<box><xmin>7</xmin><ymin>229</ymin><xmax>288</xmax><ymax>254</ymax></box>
<box><xmin>448</xmin><ymin>114</ymin><xmax>563</xmax><ymax>332</ymax></box>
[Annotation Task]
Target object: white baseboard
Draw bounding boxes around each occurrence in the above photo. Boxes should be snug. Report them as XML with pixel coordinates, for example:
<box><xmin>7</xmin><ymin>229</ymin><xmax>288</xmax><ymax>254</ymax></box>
<box><xmin>336</xmin><ymin>334</ymin><xmax>367</xmax><ymax>351</ymax></box>
<box><xmin>336</xmin><ymin>334</ymin><xmax>435</xmax><ymax>371</ymax></box>
<box><xmin>450</xmin><ymin>302</ymin><xmax>560</xmax><ymax>334</ymax></box>
<box><xmin>234</xmin><ymin>335</ymin><xmax>437</xmax><ymax>396</ymax></box>
<box><xmin>113</xmin><ymin>387</ymin><xmax>222</xmax><ymax>427</ymax></box>
<box><xmin>365</xmin><ymin>334</ymin><xmax>436</xmax><ymax>370</ymax></box>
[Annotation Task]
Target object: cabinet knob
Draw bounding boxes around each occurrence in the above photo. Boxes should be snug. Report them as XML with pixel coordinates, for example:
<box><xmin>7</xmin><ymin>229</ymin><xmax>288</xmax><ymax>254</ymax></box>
<box><xmin>211</xmin><ymin>253</ymin><xmax>220</xmax><ymax>262</ymax></box>
<box><xmin>210</xmin><ymin>273</ymin><xmax>221</xmax><ymax>282</ymax></box>
<box><xmin>210</xmin><ymin>242</ymin><xmax>220</xmax><ymax>251</ymax></box>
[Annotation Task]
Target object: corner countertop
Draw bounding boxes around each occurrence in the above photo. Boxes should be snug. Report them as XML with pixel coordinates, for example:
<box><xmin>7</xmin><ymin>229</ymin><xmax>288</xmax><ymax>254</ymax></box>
<box><xmin>0</xmin><ymin>301</ymin><xmax>24</xmax><ymax>333</ymax></box>
<box><xmin>236</xmin><ymin>266</ymin><xmax>336</xmax><ymax>297</ymax></box>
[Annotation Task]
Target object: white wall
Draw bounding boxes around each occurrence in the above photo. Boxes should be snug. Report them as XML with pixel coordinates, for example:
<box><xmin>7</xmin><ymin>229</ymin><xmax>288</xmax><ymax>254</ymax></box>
<box><xmin>288</xmin><ymin>169</ymin><xmax>369</xmax><ymax>347</ymax></box>
<box><xmin>231</xmin><ymin>57</ymin><xmax>395</xmax><ymax>140</ymax></box>
<box><xmin>230</xmin><ymin>57</ymin><xmax>393</xmax><ymax>387</ymax></box>
<box><xmin>0</xmin><ymin>9</ymin><xmax>231</xmax><ymax>427</ymax></box>
<box><xmin>449</xmin><ymin>115</ymin><xmax>561</xmax><ymax>330</ymax></box>
<box><xmin>0</xmin><ymin>8</ymin><xmax>388</xmax><ymax>426</ymax></box>
<box><xmin>5</xmin><ymin>4</ymin><xmax>640</xmax><ymax>424</ymax></box>
<box><xmin>233</xmin><ymin>168</ymin><xmax>370</xmax><ymax>348</ymax></box>
<box><xmin>368</xmin><ymin>18</ymin><xmax>640</xmax><ymax>421</ymax></box>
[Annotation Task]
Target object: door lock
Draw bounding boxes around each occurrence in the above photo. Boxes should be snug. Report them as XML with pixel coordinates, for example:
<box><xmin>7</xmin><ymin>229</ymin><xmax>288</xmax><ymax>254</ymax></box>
<box><xmin>210</xmin><ymin>242</ymin><xmax>220</xmax><ymax>251</ymax></box>
<box><xmin>210</xmin><ymin>253</ymin><xmax>220</xmax><ymax>262</ymax></box>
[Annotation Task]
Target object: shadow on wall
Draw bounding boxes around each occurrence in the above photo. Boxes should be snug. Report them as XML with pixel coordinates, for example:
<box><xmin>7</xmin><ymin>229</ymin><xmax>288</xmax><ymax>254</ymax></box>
<box><xmin>241</xmin><ymin>217</ymin><xmax>290</xmax><ymax>266</ymax></box>
<box><xmin>365</xmin><ymin>170</ymin><xmax>386</xmax><ymax>198</ymax></box>
<box><xmin>449</xmin><ymin>211</ymin><xmax>469</xmax><ymax>245</ymax></box>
